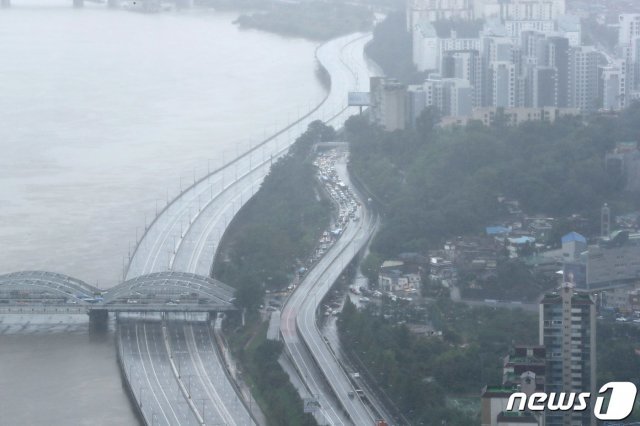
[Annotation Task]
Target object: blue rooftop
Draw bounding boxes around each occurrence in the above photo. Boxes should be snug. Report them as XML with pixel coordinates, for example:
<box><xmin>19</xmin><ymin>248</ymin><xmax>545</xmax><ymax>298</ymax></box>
<box><xmin>562</xmin><ymin>232</ymin><xmax>586</xmax><ymax>244</ymax></box>
<box><xmin>486</xmin><ymin>226</ymin><xmax>511</xmax><ymax>236</ymax></box>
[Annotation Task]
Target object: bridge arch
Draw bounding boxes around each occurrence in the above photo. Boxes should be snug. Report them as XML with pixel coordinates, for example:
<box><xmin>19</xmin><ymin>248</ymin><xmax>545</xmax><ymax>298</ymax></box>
<box><xmin>0</xmin><ymin>271</ymin><xmax>99</xmax><ymax>303</ymax></box>
<box><xmin>102</xmin><ymin>271</ymin><xmax>235</xmax><ymax>310</ymax></box>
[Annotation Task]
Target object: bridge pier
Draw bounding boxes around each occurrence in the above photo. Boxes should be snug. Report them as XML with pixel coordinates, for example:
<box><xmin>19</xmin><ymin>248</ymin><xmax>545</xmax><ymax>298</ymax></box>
<box><xmin>1</xmin><ymin>0</ymin><xmax>10</xmax><ymax>8</ymax></box>
<box><xmin>89</xmin><ymin>309</ymin><xmax>109</xmax><ymax>333</ymax></box>
<box><xmin>73</xmin><ymin>0</ymin><xmax>83</xmax><ymax>8</ymax></box>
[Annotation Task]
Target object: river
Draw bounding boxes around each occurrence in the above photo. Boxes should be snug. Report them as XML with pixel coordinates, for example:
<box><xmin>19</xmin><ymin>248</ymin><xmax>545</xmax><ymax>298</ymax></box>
<box><xmin>0</xmin><ymin>3</ymin><xmax>326</xmax><ymax>424</ymax></box>
<box><xmin>0</xmin><ymin>0</ymin><xmax>326</xmax><ymax>288</ymax></box>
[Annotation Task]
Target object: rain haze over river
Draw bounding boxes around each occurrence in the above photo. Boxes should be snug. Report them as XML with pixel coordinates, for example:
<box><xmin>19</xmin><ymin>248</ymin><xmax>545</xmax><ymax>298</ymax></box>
<box><xmin>0</xmin><ymin>2</ymin><xmax>325</xmax><ymax>424</ymax></box>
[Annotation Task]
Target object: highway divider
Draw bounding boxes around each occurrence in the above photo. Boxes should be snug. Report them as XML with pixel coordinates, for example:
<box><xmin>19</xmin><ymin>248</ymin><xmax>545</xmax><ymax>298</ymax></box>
<box><xmin>161</xmin><ymin>324</ymin><xmax>206</xmax><ymax>425</ymax></box>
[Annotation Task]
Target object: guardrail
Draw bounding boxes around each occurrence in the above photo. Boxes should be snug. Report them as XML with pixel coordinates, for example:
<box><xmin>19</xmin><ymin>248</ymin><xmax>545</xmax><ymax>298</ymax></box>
<box><xmin>125</xmin><ymin>32</ymin><xmax>371</xmax><ymax>281</ymax></box>
<box><xmin>124</xmin><ymin>38</ymin><xmax>339</xmax><ymax>281</ymax></box>
<box><xmin>115</xmin><ymin>325</ymin><xmax>149</xmax><ymax>426</ymax></box>
<box><xmin>292</xmin><ymin>198</ymin><xmax>379</xmax><ymax>425</ymax></box>
<box><xmin>162</xmin><ymin>324</ymin><xmax>206</xmax><ymax>425</ymax></box>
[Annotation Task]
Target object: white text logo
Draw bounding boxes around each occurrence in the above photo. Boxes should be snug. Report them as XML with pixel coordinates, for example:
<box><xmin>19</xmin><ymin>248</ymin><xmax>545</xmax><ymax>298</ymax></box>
<box><xmin>505</xmin><ymin>382</ymin><xmax>637</xmax><ymax>420</ymax></box>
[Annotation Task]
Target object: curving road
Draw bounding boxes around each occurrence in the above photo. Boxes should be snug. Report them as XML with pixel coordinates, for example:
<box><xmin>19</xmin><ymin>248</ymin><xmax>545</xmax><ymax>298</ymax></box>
<box><xmin>281</xmin><ymin>152</ymin><xmax>382</xmax><ymax>426</ymax></box>
<box><xmin>125</xmin><ymin>32</ymin><xmax>375</xmax><ymax>281</ymax></box>
<box><xmin>120</xmin><ymin>32</ymin><xmax>379</xmax><ymax>426</ymax></box>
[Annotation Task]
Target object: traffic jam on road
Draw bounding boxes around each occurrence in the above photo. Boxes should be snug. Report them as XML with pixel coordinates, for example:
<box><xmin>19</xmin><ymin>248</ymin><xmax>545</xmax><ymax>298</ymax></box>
<box><xmin>262</xmin><ymin>149</ymin><xmax>361</xmax><ymax>313</ymax></box>
<box><xmin>314</xmin><ymin>148</ymin><xmax>361</xmax><ymax>257</ymax></box>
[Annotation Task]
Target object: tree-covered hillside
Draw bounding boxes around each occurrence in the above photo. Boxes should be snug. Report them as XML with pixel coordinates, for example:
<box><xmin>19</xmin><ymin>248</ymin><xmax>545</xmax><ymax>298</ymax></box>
<box><xmin>346</xmin><ymin>105</ymin><xmax>640</xmax><ymax>258</ymax></box>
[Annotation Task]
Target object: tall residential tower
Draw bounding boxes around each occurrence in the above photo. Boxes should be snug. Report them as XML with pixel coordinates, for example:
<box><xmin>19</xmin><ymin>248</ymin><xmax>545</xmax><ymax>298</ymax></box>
<box><xmin>539</xmin><ymin>283</ymin><xmax>596</xmax><ymax>426</ymax></box>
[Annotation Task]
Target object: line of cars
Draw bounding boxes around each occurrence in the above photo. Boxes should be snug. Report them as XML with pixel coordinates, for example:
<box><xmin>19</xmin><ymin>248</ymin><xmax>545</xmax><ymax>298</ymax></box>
<box><xmin>261</xmin><ymin>150</ymin><xmax>360</xmax><ymax>316</ymax></box>
<box><xmin>314</xmin><ymin>149</ymin><xmax>361</xmax><ymax>243</ymax></box>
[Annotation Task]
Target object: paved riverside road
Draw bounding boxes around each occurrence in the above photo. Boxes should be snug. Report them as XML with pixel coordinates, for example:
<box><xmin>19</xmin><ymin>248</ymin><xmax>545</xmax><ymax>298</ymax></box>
<box><xmin>119</xmin><ymin>320</ymin><xmax>255</xmax><ymax>426</ymax></box>
<box><xmin>126</xmin><ymin>32</ymin><xmax>376</xmax><ymax>281</ymax></box>
<box><xmin>119</xmin><ymin>321</ymin><xmax>200</xmax><ymax>426</ymax></box>
<box><xmin>169</xmin><ymin>322</ymin><xmax>254</xmax><ymax>426</ymax></box>
<box><xmin>121</xmin><ymin>32</ymin><xmax>378</xmax><ymax>426</ymax></box>
<box><xmin>281</xmin><ymin>152</ymin><xmax>381</xmax><ymax>426</ymax></box>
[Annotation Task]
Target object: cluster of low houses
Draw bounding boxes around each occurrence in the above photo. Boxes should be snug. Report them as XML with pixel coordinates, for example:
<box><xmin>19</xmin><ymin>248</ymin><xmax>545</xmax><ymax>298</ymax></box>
<box><xmin>376</xmin><ymin>194</ymin><xmax>640</xmax><ymax>316</ymax></box>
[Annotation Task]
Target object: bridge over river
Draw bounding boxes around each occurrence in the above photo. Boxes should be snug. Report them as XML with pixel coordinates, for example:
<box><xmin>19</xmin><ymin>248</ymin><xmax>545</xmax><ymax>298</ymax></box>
<box><xmin>0</xmin><ymin>31</ymin><xmax>377</xmax><ymax>426</ymax></box>
<box><xmin>0</xmin><ymin>270</ymin><xmax>236</xmax><ymax>325</ymax></box>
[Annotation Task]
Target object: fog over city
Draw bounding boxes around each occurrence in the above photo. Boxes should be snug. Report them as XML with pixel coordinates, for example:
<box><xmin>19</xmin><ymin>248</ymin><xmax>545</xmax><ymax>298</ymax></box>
<box><xmin>2</xmin><ymin>0</ymin><xmax>640</xmax><ymax>425</ymax></box>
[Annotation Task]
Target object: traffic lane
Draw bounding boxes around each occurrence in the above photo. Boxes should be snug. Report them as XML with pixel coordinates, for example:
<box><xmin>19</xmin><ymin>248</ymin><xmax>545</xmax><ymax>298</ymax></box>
<box><xmin>302</xmin><ymin>232</ymin><xmax>377</xmax><ymax>425</ymax></box>
<box><xmin>195</xmin><ymin>324</ymin><xmax>256</xmax><ymax>426</ymax></box>
<box><xmin>282</xmin><ymin>266</ymin><xmax>351</xmax><ymax>425</ymax></box>
<box><xmin>129</xmin><ymin>33</ymin><xmax>361</xmax><ymax>278</ymax></box>
<box><xmin>130</xmin><ymin>32</ymin><xmax>370</xmax><ymax>279</ymax></box>
<box><xmin>134</xmin><ymin>323</ymin><xmax>179</xmax><ymax>426</ymax></box>
<box><xmin>285</xmin><ymin>333</ymin><xmax>350</xmax><ymax>425</ymax></box>
<box><xmin>182</xmin><ymin>324</ymin><xmax>235</xmax><ymax>426</ymax></box>
<box><xmin>168</xmin><ymin>324</ymin><xmax>227</xmax><ymax>425</ymax></box>
<box><xmin>297</xmin><ymin>223</ymin><xmax>375</xmax><ymax>424</ymax></box>
<box><xmin>174</xmin><ymin>163</ymin><xmax>270</xmax><ymax>275</ymax></box>
<box><xmin>294</xmin><ymin>166</ymin><xmax>377</xmax><ymax>424</ymax></box>
<box><xmin>128</xmin><ymin>170</ymin><xmax>227</xmax><ymax>278</ymax></box>
<box><xmin>282</xmin><ymin>289</ymin><xmax>350</xmax><ymax>425</ymax></box>
<box><xmin>144</xmin><ymin>323</ymin><xmax>195</xmax><ymax>426</ymax></box>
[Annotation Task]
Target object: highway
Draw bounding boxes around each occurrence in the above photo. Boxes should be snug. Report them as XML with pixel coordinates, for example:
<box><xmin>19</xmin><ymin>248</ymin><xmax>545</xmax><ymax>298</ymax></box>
<box><xmin>168</xmin><ymin>322</ymin><xmax>254</xmax><ymax>426</ymax></box>
<box><xmin>125</xmin><ymin>32</ymin><xmax>376</xmax><ymax>281</ymax></box>
<box><xmin>119</xmin><ymin>320</ymin><xmax>255</xmax><ymax>426</ymax></box>
<box><xmin>281</xmin><ymin>152</ymin><xmax>382</xmax><ymax>426</ymax></box>
<box><xmin>119</xmin><ymin>31</ymin><xmax>379</xmax><ymax>426</ymax></box>
<box><xmin>119</xmin><ymin>321</ymin><xmax>200</xmax><ymax>426</ymax></box>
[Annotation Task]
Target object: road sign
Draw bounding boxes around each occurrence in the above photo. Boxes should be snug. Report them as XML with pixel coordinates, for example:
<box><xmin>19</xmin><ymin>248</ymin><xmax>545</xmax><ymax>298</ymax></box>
<box><xmin>348</xmin><ymin>92</ymin><xmax>370</xmax><ymax>106</ymax></box>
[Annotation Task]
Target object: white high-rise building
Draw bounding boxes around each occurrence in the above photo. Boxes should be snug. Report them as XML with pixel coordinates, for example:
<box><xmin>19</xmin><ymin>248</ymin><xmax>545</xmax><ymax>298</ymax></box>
<box><xmin>557</xmin><ymin>14</ymin><xmax>581</xmax><ymax>47</ymax></box>
<box><xmin>568</xmin><ymin>46</ymin><xmax>601</xmax><ymax>113</ymax></box>
<box><xmin>482</xmin><ymin>0</ymin><xmax>565</xmax><ymax>21</ymax></box>
<box><xmin>423</xmin><ymin>75</ymin><xmax>474</xmax><ymax>117</ymax></box>
<box><xmin>491</xmin><ymin>61</ymin><xmax>518</xmax><ymax>107</ymax></box>
<box><xmin>619</xmin><ymin>14</ymin><xmax>640</xmax><ymax>47</ymax></box>
<box><xmin>412</xmin><ymin>19</ymin><xmax>481</xmax><ymax>73</ymax></box>
<box><xmin>540</xmin><ymin>284</ymin><xmax>596</xmax><ymax>426</ymax></box>
<box><xmin>412</xmin><ymin>19</ymin><xmax>439</xmax><ymax>71</ymax></box>
<box><xmin>601</xmin><ymin>60</ymin><xmax>627</xmax><ymax>111</ymax></box>
<box><xmin>618</xmin><ymin>14</ymin><xmax>640</xmax><ymax>93</ymax></box>
<box><xmin>407</xmin><ymin>0</ymin><xmax>476</xmax><ymax>31</ymax></box>
<box><xmin>369</xmin><ymin>77</ymin><xmax>407</xmax><ymax>131</ymax></box>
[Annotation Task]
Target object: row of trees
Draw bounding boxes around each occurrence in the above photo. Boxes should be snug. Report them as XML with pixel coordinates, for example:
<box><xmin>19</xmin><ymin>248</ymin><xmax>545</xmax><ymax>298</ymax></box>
<box><xmin>214</xmin><ymin>121</ymin><xmax>336</xmax><ymax>310</ymax></box>
<box><xmin>215</xmin><ymin>122</ymin><xmax>336</xmax><ymax>426</ymax></box>
<box><xmin>246</xmin><ymin>340</ymin><xmax>318</xmax><ymax>426</ymax></box>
